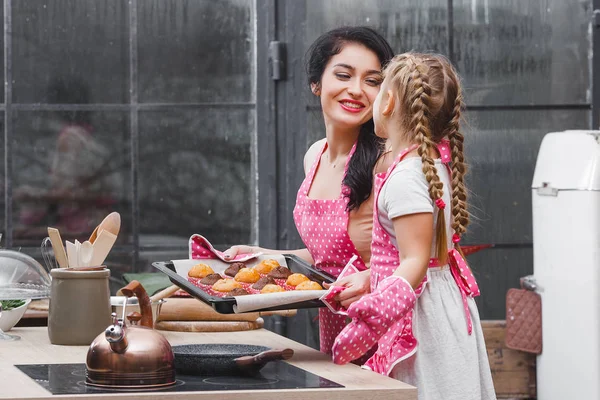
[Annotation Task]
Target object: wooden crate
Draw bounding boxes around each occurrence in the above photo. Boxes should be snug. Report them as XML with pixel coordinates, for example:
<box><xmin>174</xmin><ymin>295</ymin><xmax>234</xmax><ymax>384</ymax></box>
<box><xmin>482</xmin><ymin>320</ymin><xmax>536</xmax><ymax>399</ymax></box>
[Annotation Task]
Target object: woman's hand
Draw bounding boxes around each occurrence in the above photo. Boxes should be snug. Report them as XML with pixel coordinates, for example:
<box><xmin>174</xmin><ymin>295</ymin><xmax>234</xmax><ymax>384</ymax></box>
<box><xmin>223</xmin><ymin>246</ymin><xmax>314</xmax><ymax>265</ymax></box>
<box><xmin>323</xmin><ymin>269</ymin><xmax>371</xmax><ymax>308</ymax></box>
<box><xmin>222</xmin><ymin>245</ymin><xmax>260</xmax><ymax>260</ymax></box>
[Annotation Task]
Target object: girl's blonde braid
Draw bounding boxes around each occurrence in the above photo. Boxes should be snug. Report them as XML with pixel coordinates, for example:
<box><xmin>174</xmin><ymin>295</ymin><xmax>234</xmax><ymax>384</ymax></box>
<box><xmin>447</xmin><ymin>88</ymin><xmax>469</xmax><ymax>239</ymax></box>
<box><xmin>405</xmin><ymin>58</ymin><xmax>449</xmax><ymax>262</ymax></box>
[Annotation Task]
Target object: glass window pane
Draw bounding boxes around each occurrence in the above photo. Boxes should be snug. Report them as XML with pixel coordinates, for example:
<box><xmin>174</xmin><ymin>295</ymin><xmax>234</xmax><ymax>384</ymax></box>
<box><xmin>11</xmin><ymin>111</ymin><xmax>131</xmax><ymax>248</ymax></box>
<box><xmin>0</xmin><ymin>116</ymin><xmax>4</xmax><ymax>236</ymax></box>
<box><xmin>304</xmin><ymin>1</ymin><xmax>448</xmax><ymax>110</ymax></box>
<box><xmin>106</xmin><ymin>250</ymin><xmax>135</xmax><ymax>294</ymax></box>
<box><xmin>453</xmin><ymin>0</ymin><xmax>591</xmax><ymax>106</ymax></box>
<box><xmin>306</xmin><ymin>0</ymin><xmax>448</xmax><ymax>55</ymax></box>
<box><xmin>139</xmin><ymin>249</ymin><xmax>188</xmax><ymax>272</ymax></box>
<box><xmin>12</xmin><ymin>0</ymin><xmax>129</xmax><ymax>104</ymax></box>
<box><xmin>0</xmin><ymin>3</ymin><xmax>5</xmax><ymax>103</ymax></box>
<box><xmin>462</xmin><ymin>109</ymin><xmax>590</xmax><ymax>246</ymax></box>
<box><xmin>138</xmin><ymin>109</ymin><xmax>254</xmax><ymax>247</ymax></box>
<box><xmin>138</xmin><ymin>0</ymin><xmax>254</xmax><ymax>103</ymax></box>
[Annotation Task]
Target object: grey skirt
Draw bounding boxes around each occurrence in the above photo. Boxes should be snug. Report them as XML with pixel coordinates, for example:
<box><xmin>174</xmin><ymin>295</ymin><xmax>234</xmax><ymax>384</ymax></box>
<box><xmin>391</xmin><ymin>267</ymin><xmax>497</xmax><ymax>400</ymax></box>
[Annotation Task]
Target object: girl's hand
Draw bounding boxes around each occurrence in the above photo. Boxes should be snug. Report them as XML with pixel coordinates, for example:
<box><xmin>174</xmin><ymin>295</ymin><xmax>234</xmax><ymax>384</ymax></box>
<box><xmin>323</xmin><ymin>269</ymin><xmax>371</xmax><ymax>308</ymax></box>
<box><xmin>332</xmin><ymin>275</ymin><xmax>416</xmax><ymax>365</ymax></box>
<box><xmin>222</xmin><ymin>245</ymin><xmax>259</xmax><ymax>260</ymax></box>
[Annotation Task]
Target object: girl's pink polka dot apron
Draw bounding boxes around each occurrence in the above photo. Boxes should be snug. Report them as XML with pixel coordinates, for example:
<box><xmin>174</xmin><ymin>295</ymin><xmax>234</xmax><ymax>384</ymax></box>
<box><xmin>293</xmin><ymin>141</ymin><xmax>370</xmax><ymax>356</ymax></box>
<box><xmin>365</xmin><ymin>142</ymin><xmax>480</xmax><ymax>376</ymax></box>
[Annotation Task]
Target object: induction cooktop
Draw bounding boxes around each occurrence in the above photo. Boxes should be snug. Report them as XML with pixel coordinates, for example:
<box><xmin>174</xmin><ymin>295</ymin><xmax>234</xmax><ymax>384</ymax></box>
<box><xmin>16</xmin><ymin>361</ymin><xmax>344</xmax><ymax>395</ymax></box>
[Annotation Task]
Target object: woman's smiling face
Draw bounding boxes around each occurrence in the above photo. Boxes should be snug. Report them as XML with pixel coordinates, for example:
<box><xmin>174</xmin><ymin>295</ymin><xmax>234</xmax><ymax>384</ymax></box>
<box><xmin>313</xmin><ymin>42</ymin><xmax>383</xmax><ymax>131</ymax></box>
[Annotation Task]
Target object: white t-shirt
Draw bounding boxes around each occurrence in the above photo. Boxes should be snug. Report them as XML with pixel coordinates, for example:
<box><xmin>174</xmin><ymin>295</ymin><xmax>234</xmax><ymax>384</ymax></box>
<box><xmin>377</xmin><ymin>157</ymin><xmax>452</xmax><ymax>256</ymax></box>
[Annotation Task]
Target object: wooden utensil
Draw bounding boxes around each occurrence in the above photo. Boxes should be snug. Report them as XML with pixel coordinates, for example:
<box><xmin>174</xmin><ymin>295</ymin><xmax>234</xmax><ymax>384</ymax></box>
<box><xmin>47</xmin><ymin>227</ymin><xmax>68</xmax><ymax>268</ymax></box>
<box><xmin>158</xmin><ymin>298</ymin><xmax>261</xmax><ymax>322</ymax></box>
<box><xmin>89</xmin><ymin>230</ymin><xmax>117</xmax><ymax>266</ymax></box>
<box><xmin>89</xmin><ymin>212</ymin><xmax>121</xmax><ymax>244</ymax></box>
<box><xmin>65</xmin><ymin>241</ymin><xmax>77</xmax><ymax>268</ymax></box>
<box><xmin>158</xmin><ymin>298</ymin><xmax>297</xmax><ymax>322</ymax></box>
<box><xmin>155</xmin><ymin>319</ymin><xmax>264</xmax><ymax>332</ymax></box>
<box><xmin>149</xmin><ymin>285</ymin><xmax>180</xmax><ymax>303</ymax></box>
<box><xmin>79</xmin><ymin>241</ymin><xmax>93</xmax><ymax>267</ymax></box>
<box><xmin>74</xmin><ymin>240</ymin><xmax>81</xmax><ymax>268</ymax></box>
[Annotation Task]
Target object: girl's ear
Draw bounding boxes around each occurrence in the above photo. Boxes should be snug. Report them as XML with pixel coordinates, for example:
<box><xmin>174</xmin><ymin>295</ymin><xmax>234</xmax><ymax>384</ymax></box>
<box><xmin>382</xmin><ymin>89</ymin><xmax>395</xmax><ymax>116</ymax></box>
<box><xmin>311</xmin><ymin>83</ymin><xmax>321</xmax><ymax>96</ymax></box>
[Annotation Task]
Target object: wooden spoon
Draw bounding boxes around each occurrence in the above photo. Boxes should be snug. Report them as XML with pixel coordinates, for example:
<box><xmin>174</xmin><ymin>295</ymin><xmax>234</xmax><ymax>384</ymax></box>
<box><xmin>89</xmin><ymin>230</ymin><xmax>117</xmax><ymax>266</ymax></box>
<box><xmin>89</xmin><ymin>212</ymin><xmax>121</xmax><ymax>244</ymax></box>
<box><xmin>79</xmin><ymin>240</ymin><xmax>93</xmax><ymax>267</ymax></box>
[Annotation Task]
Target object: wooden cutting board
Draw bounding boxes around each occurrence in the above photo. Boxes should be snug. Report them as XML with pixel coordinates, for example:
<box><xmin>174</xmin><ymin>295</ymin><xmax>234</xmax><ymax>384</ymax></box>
<box><xmin>155</xmin><ymin>318</ymin><xmax>264</xmax><ymax>332</ymax></box>
<box><xmin>28</xmin><ymin>299</ymin><xmax>49</xmax><ymax>311</ymax></box>
<box><xmin>158</xmin><ymin>298</ymin><xmax>296</xmax><ymax>322</ymax></box>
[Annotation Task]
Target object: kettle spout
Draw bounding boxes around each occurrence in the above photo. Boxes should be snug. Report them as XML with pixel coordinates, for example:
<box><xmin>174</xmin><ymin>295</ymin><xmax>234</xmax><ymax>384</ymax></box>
<box><xmin>105</xmin><ymin>312</ymin><xmax>128</xmax><ymax>354</ymax></box>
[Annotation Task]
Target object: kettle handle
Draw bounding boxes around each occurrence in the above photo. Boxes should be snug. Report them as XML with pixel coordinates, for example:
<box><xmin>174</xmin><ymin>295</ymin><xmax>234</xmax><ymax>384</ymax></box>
<box><xmin>119</xmin><ymin>280</ymin><xmax>153</xmax><ymax>328</ymax></box>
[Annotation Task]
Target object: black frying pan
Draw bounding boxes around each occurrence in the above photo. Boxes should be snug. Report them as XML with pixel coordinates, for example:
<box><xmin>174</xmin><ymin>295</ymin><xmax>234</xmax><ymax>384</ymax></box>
<box><xmin>172</xmin><ymin>344</ymin><xmax>294</xmax><ymax>376</ymax></box>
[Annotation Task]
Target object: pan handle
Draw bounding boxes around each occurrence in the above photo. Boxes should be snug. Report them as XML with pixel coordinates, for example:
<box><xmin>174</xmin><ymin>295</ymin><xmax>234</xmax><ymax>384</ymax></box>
<box><xmin>235</xmin><ymin>348</ymin><xmax>294</xmax><ymax>367</ymax></box>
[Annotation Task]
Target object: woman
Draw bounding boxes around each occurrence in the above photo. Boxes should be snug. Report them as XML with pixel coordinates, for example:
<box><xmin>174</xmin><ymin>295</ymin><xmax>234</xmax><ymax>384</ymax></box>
<box><xmin>224</xmin><ymin>26</ymin><xmax>395</xmax><ymax>356</ymax></box>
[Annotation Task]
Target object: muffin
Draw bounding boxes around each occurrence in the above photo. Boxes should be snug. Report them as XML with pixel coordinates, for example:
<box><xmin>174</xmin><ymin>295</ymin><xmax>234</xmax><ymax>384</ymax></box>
<box><xmin>228</xmin><ymin>288</ymin><xmax>250</xmax><ymax>296</ymax></box>
<box><xmin>267</xmin><ymin>266</ymin><xmax>292</xmax><ymax>279</ymax></box>
<box><xmin>234</xmin><ymin>268</ymin><xmax>261</xmax><ymax>284</ymax></box>
<box><xmin>260</xmin><ymin>284</ymin><xmax>285</xmax><ymax>294</ymax></box>
<box><xmin>224</xmin><ymin>262</ymin><xmax>247</xmax><ymax>277</ymax></box>
<box><xmin>253</xmin><ymin>259</ymin><xmax>280</xmax><ymax>274</ymax></box>
<box><xmin>212</xmin><ymin>279</ymin><xmax>242</xmax><ymax>292</ymax></box>
<box><xmin>286</xmin><ymin>273</ymin><xmax>310</xmax><ymax>287</ymax></box>
<box><xmin>188</xmin><ymin>263</ymin><xmax>215</xmax><ymax>278</ymax></box>
<box><xmin>200</xmin><ymin>273</ymin><xmax>222</xmax><ymax>286</ymax></box>
<box><xmin>251</xmin><ymin>276</ymin><xmax>276</xmax><ymax>291</ymax></box>
<box><xmin>295</xmin><ymin>280</ymin><xmax>323</xmax><ymax>291</ymax></box>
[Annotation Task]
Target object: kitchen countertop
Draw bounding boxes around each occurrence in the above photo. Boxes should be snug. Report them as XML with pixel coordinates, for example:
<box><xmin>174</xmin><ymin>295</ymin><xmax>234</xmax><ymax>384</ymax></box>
<box><xmin>0</xmin><ymin>327</ymin><xmax>416</xmax><ymax>400</ymax></box>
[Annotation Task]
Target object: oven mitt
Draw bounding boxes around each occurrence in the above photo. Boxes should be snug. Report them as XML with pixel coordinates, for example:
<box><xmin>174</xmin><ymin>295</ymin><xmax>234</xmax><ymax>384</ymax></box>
<box><xmin>332</xmin><ymin>275</ymin><xmax>416</xmax><ymax>365</ymax></box>
<box><xmin>320</xmin><ymin>286</ymin><xmax>349</xmax><ymax>315</ymax></box>
<box><xmin>319</xmin><ymin>254</ymin><xmax>361</xmax><ymax>315</ymax></box>
<box><xmin>189</xmin><ymin>234</ymin><xmax>262</xmax><ymax>262</ymax></box>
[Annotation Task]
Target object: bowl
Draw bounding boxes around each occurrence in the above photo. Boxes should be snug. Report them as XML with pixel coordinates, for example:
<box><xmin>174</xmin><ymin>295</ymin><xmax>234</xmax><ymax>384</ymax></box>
<box><xmin>110</xmin><ymin>296</ymin><xmax>165</xmax><ymax>327</ymax></box>
<box><xmin>0</xmin><ymin>299</ymin><xmax>32</xmax><ymax>331</ymax></box>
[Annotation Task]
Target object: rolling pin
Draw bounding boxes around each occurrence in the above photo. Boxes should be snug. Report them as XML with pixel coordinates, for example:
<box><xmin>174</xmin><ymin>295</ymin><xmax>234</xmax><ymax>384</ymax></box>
<box><xmin>155</xmin><ymin>318</ymin><xmax>264</xmax><ymax>332</ymax></box>
<box><xmin>150</xmin><ymin>285</ymin><xmax>181</xmax><ymax>303</ymax></box>
<box><xmin>157</xmin><ymin>298</ymin><xmax>297</xmax><ymax>322</ymax></box>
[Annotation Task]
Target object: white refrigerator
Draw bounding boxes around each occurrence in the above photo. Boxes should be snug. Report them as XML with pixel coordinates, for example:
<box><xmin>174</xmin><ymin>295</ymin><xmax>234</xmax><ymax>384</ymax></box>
<box><xmin>532</xmin><ymin>130</ymin><xmax>600</xmax><ymax>399</ymax></box>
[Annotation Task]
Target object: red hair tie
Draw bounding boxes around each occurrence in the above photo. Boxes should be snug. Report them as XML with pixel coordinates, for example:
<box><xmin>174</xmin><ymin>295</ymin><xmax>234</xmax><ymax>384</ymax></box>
<box><xmin>452</xmin><ymin>234</ymin><xmax>461</xmax><ymax>243</ymax></box>
<box><xmin>435</xmin><ymin>199</ymin><xmax>446</xmax><ymax>210</ymax></box>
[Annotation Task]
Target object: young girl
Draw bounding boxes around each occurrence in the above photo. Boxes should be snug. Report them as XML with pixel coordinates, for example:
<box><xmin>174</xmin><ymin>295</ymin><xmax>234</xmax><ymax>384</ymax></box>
<box><xmin>332</xmin><ymin>53</ymin><xmax>497</xmax><ymax>400</ymax></box>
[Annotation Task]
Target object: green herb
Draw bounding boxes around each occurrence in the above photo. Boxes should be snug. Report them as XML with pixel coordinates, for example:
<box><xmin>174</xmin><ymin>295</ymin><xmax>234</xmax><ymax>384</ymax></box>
<box><xmin>0</xmin><ymin>299</ymin><xmax>26</xmax><ymax>310</ymax></box>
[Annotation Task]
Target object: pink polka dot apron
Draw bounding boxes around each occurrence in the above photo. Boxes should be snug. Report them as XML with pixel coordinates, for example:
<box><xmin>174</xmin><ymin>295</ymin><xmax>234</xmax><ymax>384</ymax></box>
<box><xmin>364</xmin><ymin>142</ymin><xmax>480</xmax><ymax>376</ymax></box>
<box><xmin>293</xmin><ymin>141</ymin><xmax>369</xmax><ymax>355</ymax></box>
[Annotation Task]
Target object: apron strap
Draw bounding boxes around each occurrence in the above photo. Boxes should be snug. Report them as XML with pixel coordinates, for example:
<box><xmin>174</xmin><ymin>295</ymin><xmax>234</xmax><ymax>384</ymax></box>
<box><xmin>429</xmin><ymin>250</ymin><xmax>481</xmax><ymax>335</ymax></box>
<box><xmin>303</xmin><ymin>141</ymin><xmax>329</xmax><ymax>196</ymax></box>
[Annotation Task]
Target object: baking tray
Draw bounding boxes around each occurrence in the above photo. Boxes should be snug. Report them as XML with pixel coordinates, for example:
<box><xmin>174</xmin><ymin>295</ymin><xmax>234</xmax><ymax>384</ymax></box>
<box><xmin>152</xmin><ymin>254</ymin><xmax>335</xmax><ymax>314</ymax></box>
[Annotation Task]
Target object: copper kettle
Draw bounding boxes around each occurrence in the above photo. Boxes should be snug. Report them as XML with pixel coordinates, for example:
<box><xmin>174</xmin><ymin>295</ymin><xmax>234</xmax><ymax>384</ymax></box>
<box><xmin>85</xmin><ymin>280</ymin><xmax>176</xmax><ymax>388</ymax></box>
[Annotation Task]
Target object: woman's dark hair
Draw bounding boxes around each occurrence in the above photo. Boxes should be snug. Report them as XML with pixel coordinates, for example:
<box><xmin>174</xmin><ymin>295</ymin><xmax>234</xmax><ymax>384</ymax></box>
<box><xmin>305</xmin><ymin>26</ymin><xmax>394</xmax><ymax>211</ymax></box>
